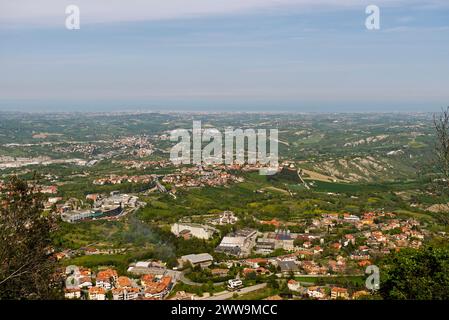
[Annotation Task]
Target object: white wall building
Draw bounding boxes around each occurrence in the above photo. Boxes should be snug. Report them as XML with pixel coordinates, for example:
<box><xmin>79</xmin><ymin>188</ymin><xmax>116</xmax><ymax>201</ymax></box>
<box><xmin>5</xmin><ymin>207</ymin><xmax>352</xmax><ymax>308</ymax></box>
<box><xmin>171</xmin><ymin>222</ymin><xmax>217</xmax><ymax>240</ymax></box>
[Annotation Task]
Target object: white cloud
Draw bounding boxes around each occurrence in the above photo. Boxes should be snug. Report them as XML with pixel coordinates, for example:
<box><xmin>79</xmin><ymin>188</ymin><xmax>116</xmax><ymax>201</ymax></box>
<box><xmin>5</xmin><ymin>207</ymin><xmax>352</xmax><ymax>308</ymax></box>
<box><xmin>0</xmin><ymin>0</ymin><xmax>430</xmax><ymax>26</ymax></box>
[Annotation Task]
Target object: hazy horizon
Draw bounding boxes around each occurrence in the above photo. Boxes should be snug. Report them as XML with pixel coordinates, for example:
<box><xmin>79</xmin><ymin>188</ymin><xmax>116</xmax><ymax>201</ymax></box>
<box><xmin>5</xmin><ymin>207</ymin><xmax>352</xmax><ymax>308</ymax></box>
<box><xmin>0</xmin><ymin>100</ymin><xmax>445</xmax><ymax>113</ymax></box>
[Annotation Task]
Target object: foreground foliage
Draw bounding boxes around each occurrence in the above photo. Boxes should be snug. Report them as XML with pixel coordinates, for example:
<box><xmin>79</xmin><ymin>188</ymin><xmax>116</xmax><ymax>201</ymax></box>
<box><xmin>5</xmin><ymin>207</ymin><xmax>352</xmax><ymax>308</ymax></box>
<box><xmin>0</xmin><ymin>177</ymin><xmax>61</xmax><ymax>299</ymax></box>
<box><xmin>380</xmin><ymin>245</ymin><xmax>449</xmax><ymax>300</ymax></box>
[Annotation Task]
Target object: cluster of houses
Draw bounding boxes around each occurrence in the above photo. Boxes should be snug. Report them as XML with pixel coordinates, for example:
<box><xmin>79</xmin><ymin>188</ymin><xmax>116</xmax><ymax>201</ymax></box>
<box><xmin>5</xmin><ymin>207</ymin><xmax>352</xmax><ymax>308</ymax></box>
<box><xmin>318</xmin><ymin>212</ymin><xmax>426</xmax><ymax>252</ymax></box>
<box><xmin>93</xmin><ymin>174</ymin><xmax>154</xmax><ymax>185</ymax></box>
<box><xmin>61</xmin><ymin>209</ymin><xmax>430</xmax><ymax>300</ymax></box>
<box><xmin>208</xmin><ymin>210</ymin><xmax>239</xmax><ymax>225</ymax></box>
<box><xmin>287</xmin><ymin>280</ymin><xmax>370</xmax><ymax>300</ymax></box>
<box><xmin>113</xmin><ymin>159</ymin><xmax>172</xmax><ymax>170</ymax></box>
<box><xmin>251</xmin><ymin>212</ymin><xmax>427</xmax><ymax>272</ymax></box>
<box><xmin>53</xmin><ymin>143</ymin><xmax>97</xmax><ymax>157</ymax></box>
<box><xmin>170</xmin><ymin>210</ymin><xmax>429</xmax><ymax>281</ymax></box>
<box><xmin>172</xmin><ymin>210</ymin><xmax>426</xmax><ymax>274</ymax></box>
<box><xmin>64</xmin><ymin>266</ymin><xmax>174</xmax><ymax>300</ymax></box>
<box><xmin>161</xmin><ymin>167</ymin><xmax>243</xmax><ymax>188</ymax></box>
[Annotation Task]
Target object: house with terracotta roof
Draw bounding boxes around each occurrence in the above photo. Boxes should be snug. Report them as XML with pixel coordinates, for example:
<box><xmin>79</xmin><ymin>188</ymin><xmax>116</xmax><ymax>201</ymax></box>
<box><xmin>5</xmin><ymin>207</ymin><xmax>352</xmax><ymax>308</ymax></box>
<box><xmin>86</xmin><ymin>193</ymin><xmax>100</xmax><ymax>202</ymax></box>
<box><xmin>88</xmin><ymin>287</ymin><xmax>106</xmax><ymax>300</ymax></box>
<box><xmin>142</xmin><ymin>275</ymin><xmax>172</xmax><ymax>300</ymax></box>
<box><xmin>260</xmin><ymin>219</ymin><xmax>281</xmax><ymax>228</ymax></box>
<box><xmin>328</xmin><ymin>259</ymin><xmax>346</xmax><ymax>273</ymax></box>
<box><xmin>307</xmin><ymin>286</ymin><xmax>327</xmax><ymax>299</ymax></box>
<box><xmin>96</xmin><ymin>269</ymin><xmax>118</xmax><ymax>290</ymax></box>
<box><xmin>170</xmin><ymin>291</ymin><xmax>195</xmax><ymax>300</ymax></box>
<box><xmin>79</xmin><ymin>276</ymin><xmax>93</xmax><ymax>289</ymax></box>
<box><xmin>64</xmin><ymin>288</ymin><xmax>81</xmax><ymax>299</ymax></box>
<box><xmin>313</xmin><ymin>246</ymin><xmax>323</xmax><ymax>254</ymax></box>
<box><xmin>141</xmin><ymin>274</ymin><xmax>155</xmax><ymax>287</ymax></box>
<box><xmin>112</xmin><ymin>288</ymin><xmax>125</xmax><ymax>300</ymax></box>
<box><xmin>301</xmin><ymin>260</ymin><xmax>327</xmax><ymax>275</ymax></box>
<box><xmin>264</xmin><ymin>295</ymin><xmax>283</xmax><ymax>300</ymax></box>
<box><xmin>331</xmin><ymin>242</ymin><xmax>342</xmax><ymax>250</ymax></box>
<box><xmin>97</xmin><ymin>268</ymin><xmax>118</xmax><ymax>281</ymax></box>
<box><xmin>343</xmin><ymin>234</ymin><xmax>356</xmax><ymax>246</ymax></box>
<box><xmin>243</xmin><ymin>267</ymin><xmax>270</xmax><ymax>277</ymax></box>
<box><xmin>358</xmin><ymin>260</ymin><xmax>371</xmax><ymax>267</ymax></box>
<box><xmin>79</xmin><ymin>268</ymin><xmax>92</xmax><ymax>276</ymax></box>
<box><xmin>41</xmin><ymin>185</ymin><xmax>58</xmax><ymax>194</ymax></box>
<box><xmin>352</xmin><ymin>290</ymin><xmax>370</xmax><ymax>300</ymax></box>
<box><xmin>294</xmin><ymin>250</ymin><xmax>314</xmax><ymax>259</ymax></box>
<box><xmin>210</xmin><ymin>268</ymin><xmax>229</xmax><ymax>277</ymax></box>
<box><xmin>244</xmin><ymin>258</ymin><xmax>268</xmax><ymax>268</ymax></box>
<box><xmin>112</xmin><ymin>287</ymin><xmax>140</xmax><ymax>300</ymax></box>
<box><xmin>116</xmin><ymin>276</ymin><xmax>132</xmax><ymax>289</ymax></box>
<box><xmin>302</xmin><ymin>241</ymin><xmax>312</xmax><ymax>248</ymax></box>
<box><xmin>287</xmin><ymin>279</ymin><xmax>302</xmax><ymax>292</ymax></box>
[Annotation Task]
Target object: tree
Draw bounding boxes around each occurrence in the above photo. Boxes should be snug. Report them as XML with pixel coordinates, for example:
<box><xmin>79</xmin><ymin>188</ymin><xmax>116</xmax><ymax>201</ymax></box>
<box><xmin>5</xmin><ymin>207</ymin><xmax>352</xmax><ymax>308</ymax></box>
<box><xmin>379</xmin><ymin>245</ymin><xmax>449</xmax><ymax>300</ymax></box>
<box><xmin>267</xmin><ymin>275</ymin><xmax>279</xmax><ymax>289</ymax></box>
<box><xmin>433</xmin><ymin>106</ymin><xmax>449</xmax><ymax>194</ymax></box>
<box><xmin>246</xmin><ymin>271</ymin><xmax>257</xmax><ymax>281</ymax></box>
<box><xmin>0</xmin><ymin>176</ymin><xmax>62</xmax><ymax>299</ymax></box>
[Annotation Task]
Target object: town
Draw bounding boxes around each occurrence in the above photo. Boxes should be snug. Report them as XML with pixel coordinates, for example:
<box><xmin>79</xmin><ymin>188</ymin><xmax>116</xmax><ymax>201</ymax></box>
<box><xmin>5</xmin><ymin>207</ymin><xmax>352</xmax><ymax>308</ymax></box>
<box><xmin>1</xmin><ymin>112</ymin><xmax>448</xmax><ymax>301</ymax></box>
<box><xmin>60</xmin><ymin>205</ymin><xmax>434</xmax><ymax>300</ymax></box>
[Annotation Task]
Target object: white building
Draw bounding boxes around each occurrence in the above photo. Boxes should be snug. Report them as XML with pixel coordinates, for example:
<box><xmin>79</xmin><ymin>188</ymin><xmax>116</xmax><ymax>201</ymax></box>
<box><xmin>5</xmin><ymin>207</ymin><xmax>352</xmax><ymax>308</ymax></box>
<box><xmin>88</xmin><ymin>287</ymin><xmax>106</xmax><ymax>300</ymax></box>
<box><xmin>79</xmin><ymin>277</ymin><xmax>93</xmax><ymax>289</ymax></box>
<box><xmin>112</xmin><ymin>288</ymin><xmax>139</xmax><ymax>300</ymax></box>
<box><xmin>217</xmin><ymin>211</ymin><xmax>238</xmax><ymax>225</ymax></box>
<box><xmin>61</xmin><ymin>210</ymin><xmax>93</xmax><ymax>223</ymax></box>
<box><xmin>64</xmin><ymin>288</ymin><xmax>81</xmax><ymax>299</ymax></box>
<box><xmin>171</xmin><ymin>222</ymin><xmax>217</xmax><ymax>240</ymax></box>
<box><xmin>307</xmin><ymin>287</ymin><xmax>326</xmax><ymax>299</ymax></box>
<box><xmin>287</xmin><ymin>280</ymin><xmax>302</xmax><ymax>292</ymax></box>
<box><xmin>215</xmin><ymin>229</ymin><xmax>257</xmax><ymax>257</ymax></box>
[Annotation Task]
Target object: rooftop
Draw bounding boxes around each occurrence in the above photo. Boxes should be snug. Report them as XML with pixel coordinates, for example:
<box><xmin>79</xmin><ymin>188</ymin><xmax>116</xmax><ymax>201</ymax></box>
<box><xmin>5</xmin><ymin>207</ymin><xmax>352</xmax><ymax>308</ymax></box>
<box><xmin>181</xmin><ymin>253</ymin><xmax>213</xmax><ymax>264</ymax></box>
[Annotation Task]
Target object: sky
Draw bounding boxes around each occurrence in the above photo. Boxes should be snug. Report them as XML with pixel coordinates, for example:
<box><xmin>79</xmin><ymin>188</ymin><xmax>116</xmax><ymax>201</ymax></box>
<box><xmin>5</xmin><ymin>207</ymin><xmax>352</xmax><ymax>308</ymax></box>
<box><xmin>0</xmin><ymin>0</ymin><xmax>448</xmax><ymax>112</ymax></box>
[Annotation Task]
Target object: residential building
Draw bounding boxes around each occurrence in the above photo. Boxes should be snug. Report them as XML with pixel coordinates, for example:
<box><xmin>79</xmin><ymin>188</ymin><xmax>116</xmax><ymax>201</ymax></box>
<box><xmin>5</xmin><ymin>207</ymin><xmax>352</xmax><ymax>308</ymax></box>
<box><xmin>64</xmin><ymin>288</ymin><xmax>81</xmax><ymax>299</ymax></box>
<box><xmin>88</xmin><ymin>287</ymin><xmax>106</xmax><ymax>300</ymax></box>
<box><xmin>143</xmin><ymin>276</ymin><xmax>172</xmax><ymax>299</ymax></box>
<box><xmin>96</xmin><ymin>269</ymin><xmax>118</xmax><ymax>289</ymax></box>
<box><xmin>331</xmin><ymin>287</ymin><xmax>349</xmax><ymax>300</ymax></box>
<box><xmin>217</xmin><ymin>211</ymin><xmax>238</xmax><ymax>225</ymax></box>
<box><xmin>112</xmin><ymin>287</ymin><xmax>139</xmax><ymax>300</ymax></box>
<box><xmin>287</xmin><ymin>279</ymin><xmax>302</xmax><ymax>292</ymax></box>
<box><xmin>307</xmin><ymin>286</ymin><xmax>327</xmax><ymax>299</ymax></box>
<box><xmin>210</xmin><ymin>268</ymin><xmax>229</xmax><ymax>277</ymax></box>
